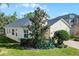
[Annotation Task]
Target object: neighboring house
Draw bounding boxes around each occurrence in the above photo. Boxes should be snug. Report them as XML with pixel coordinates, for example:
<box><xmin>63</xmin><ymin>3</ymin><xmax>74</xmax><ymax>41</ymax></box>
<box><xmin>71</xmin><ymin>23</ymin><xmax>79</xmax><ymax>37</ymax></box>
<box><xmin>47</xmin><ymin>18</ymin><xmax>71</xmax><ymax>38</ymax></box>
<box><xmin>4</xmin><ymin>17</ymin><xmax>71</xmax><ymax>42</ymax></box>
<box><xmin>4</xmin><ymin>18</ymin><xmax>32</xmax><ymax>42</ymax></box>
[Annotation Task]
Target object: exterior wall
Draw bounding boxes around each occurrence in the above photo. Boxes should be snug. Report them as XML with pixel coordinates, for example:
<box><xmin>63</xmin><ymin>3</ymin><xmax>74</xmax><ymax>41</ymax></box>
<box><xmin>4</xmin><ymin>19</ymin><xmax>70</xmax><ymax>41</ymax></box>
<box><xmin>5</xmin><ymin>27</ymin><xmax>24</xmax><ymax>42</ymax></box>
<box><xmin>44</xmin><ymin>28</ymin><xmax>50</xmax><ymax>39</ymax></box>
<box><xmin>49</xmin><ymin>20</ymin><xmax>70</xmax><ymax>38</ymax></box>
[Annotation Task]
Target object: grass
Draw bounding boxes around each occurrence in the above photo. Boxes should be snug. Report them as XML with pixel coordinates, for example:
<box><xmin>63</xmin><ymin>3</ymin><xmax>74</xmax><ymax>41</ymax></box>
<box><xmin>0</xmin><ymin>44</ymin><xmax>79</xmax><ymax>56</ymax></box>
<box><xmin>0</xmin><ymin>35</ymin><xmax>17</xmax><ymax>43</ymax></box>
<box><xmin>0</xmin><ymin>36</ymin><xmax>79</xmax><ymax>56</ymax></box>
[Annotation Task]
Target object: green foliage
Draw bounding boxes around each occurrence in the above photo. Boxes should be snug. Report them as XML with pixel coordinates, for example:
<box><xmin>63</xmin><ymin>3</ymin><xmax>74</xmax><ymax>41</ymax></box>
<box><xmin>10</xmin><ymin>11</ymin><xmax>17</xmax><ymax>22</ymax></box>
<box><xmin>26</xmin><ymin>7</ymin><xmax>49</xmax><ymax>48</ymax></box>
<box><xmin>54</xmin><ymin>30</ymin><xmax>70</xmax><ymax>47</ymax></box>
<box><xmin>56</xmin><ymin>43</ymin><xmax>67</xmax><ymax>48</ymax></box>
<box><xmin>0</xmin><ymin>3</ymin><xmax>9</xmax><ymax>7</ymax></box>
<box><xmin>54</xmin><ymin>30</ymin><xmax>70</xmax><ymax>41</ymax></box>
<box><xmin>0</xmin><ymin>12</ymin><xmax>17</xmax><ymax>35</ymax></box>
<box><xmin>24</xmin><ymin>12</ymin><xmax>34</xmax><ymax>19</ymax></box>
<box><xmin>0</xmin><ymin>3</ymin><xmax>9</xmax><ymax>27</ymax></box>
<box><xmin>0</xmin><ymin>47</ymin><xmax>78</xmax><ymax>55</ymax></box>
<box><xmin>0</xmin><ymin>12</ymin><xmax>17</xmax><ymax>27</ymax></box>
<box><xmin>70</xmin><ymin>34</ymin><xmax>76</xmax><ymax>39</ymax></box>
<box><xmin>35</xmin><ymin>39</ymin><xmax>55</xmax><ymax>49</ymax></box>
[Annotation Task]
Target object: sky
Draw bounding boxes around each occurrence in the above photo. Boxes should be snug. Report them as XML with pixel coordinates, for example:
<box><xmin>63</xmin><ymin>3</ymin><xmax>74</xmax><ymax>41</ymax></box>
<box><xmin>0</xmin><ymin>3</ymin><xmax>79</xmax><ymax>19</ymax></box>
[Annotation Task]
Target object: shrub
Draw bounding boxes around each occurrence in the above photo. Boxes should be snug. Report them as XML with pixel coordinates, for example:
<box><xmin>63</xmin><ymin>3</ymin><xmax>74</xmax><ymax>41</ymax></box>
<box><xmin>70</xmin><ymin>35</ymin><xmax>76</xmax><ymax>39</ymax></box>
<box><xmin>20</xmin><ymin>38</ymin><xmax>55</xmax><ymax>49</ymax></box>
<box><xmin>35</xmin><ymin>39</ymin><xmax>55</xmax><ymax>49</ymax></box>
<box><xmin>20</xmin><ymin>39</ymin><xmax>33</xmax><ymax>47</ymax></box>
<box><xmin>54</xmin><ymin>30</ymin><xmax>70</xmax><ymax>47</ymax></box>
<box><xmin>56</xmin><ymin>43</ymin><xmax>68</xmax><ymax>48</ymax></box>
<box><xmin>74</xmin><ymin>37</ymin><xmax>79</xmax><ymax>41</ymax></box>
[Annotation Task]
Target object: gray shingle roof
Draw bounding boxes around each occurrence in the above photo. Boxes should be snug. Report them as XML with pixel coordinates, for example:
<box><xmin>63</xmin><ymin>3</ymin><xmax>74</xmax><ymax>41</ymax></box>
<box><xmin>48</xmin><ymin>17</ymin><xmax>71</xmax><ymax>28</ymax></box>
<box><xmin>5</xmin><ymin>16</ymin><xmax>70</xmax><ymax>28</ymax></box>
<box><xmin>5</xmin><ymin>18</ymin><xmax>31</xmax><ymax>27</ymax></box>
<box><xmin>48</xmin><ymin>13</ymin><xmax>74</xmax><ymax>26</ymax></box>
<box><xmin>48</xmin><ymin>13</ymin><xmax>79</xmax><ymax>26</ymax></box>
<box><xmin>48</xmin><ymin>17</ymin><xmax>61</xmax><ymax>26</ymax></box>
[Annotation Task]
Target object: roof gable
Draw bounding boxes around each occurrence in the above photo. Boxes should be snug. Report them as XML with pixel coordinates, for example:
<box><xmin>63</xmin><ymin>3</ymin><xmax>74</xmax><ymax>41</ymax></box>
<box><xmin>60</xmin><ymin>19</ymin><xmax>71</xmax><ymax>28</ymax></box>
<box><xmin>48</xmin><ymin>18</ymin><xmax>71</xmax><ymax>28</ymax></box>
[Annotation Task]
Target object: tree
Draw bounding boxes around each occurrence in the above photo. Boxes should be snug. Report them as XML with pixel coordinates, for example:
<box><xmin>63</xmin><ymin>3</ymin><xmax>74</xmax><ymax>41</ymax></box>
<box><xmin>0</xmin><ymin>3</ymin><xmax>9</xmax><ymax>7</ymax></box>
<box><xmin>0</xmin><ymin>12</ymin><xmax>5</xmax><ymax>27</ymax></box>
<box><xmin>0</xmin><ymin>3</ymin><xmax>9</xmax><ymax>27</ymax></box>
<box><xmin>0</xmin><ymin>4</ymin><xmax>10</xmax><ymax>35</ymax></box>
<box><xmin>10</xmin><ymin>11</ymin><xmax>17</xmax><ymax>22</ymax></box>
<box><xmin>24</xmin><ymin>12</ymin><xmax>34</xmax><ymax>18</ymax></box>
<box><xmin>54</xmin><ymin>30</ymin><xmax>70</xmax><ymax>46</ymax></box>
<box><xmin>0</xmin><ymin>11</ymin><xmax>17</xmax><ymax>28</ymax></box>
<box><xmin>27</xmin><ymin>7</ymin><xmax>49</xmax><ymax>48</ymax></box>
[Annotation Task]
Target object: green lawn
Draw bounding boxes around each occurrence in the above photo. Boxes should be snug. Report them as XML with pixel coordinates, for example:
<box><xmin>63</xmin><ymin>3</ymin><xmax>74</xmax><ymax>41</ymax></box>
<box><xmin>0</xmin><ymin>44</ymin><xmax>79</xmax><ymax>56</ymax></box>
<box><xmin>0</xmin><ymin>35</ymin><xmax>17</xmax><ymax>43</ymax></box>
<box><xmin>0</xmin><ymin>36</ymin><xmax>79</xmax><ymax>56</ymax></box>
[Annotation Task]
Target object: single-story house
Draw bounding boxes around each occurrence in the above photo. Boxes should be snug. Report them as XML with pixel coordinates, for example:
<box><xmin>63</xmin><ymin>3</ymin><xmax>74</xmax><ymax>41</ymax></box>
<box><xmin>4</xmin><ymin>18</ymin><xmax>71</xmax><ymax>42</ymax></box>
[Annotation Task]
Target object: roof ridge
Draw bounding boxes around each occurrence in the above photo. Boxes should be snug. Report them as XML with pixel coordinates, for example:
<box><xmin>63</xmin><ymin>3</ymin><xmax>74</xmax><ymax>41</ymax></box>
<box><xmin>4</xmin><ymin>17</ymin><xmax>31</xmax><ymax>27</ymax></box>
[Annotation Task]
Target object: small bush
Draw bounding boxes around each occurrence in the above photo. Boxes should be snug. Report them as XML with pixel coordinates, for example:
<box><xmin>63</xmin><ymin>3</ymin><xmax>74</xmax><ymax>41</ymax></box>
<box><xmin>54</xmin><ymin>30</ymin><xmax>70</xmax><ymax>41</ymax></box>
<box><xmin>56</xmin><ymin>44</ymin><xmax>68</xmax><ymax>48</ymax></box>
<box><xmin>54</xmin><ymin>30</ymin><xmax>70</xmax><ymax>48</ymax></box>
<box><xmin>70</xmin><ymin>35</ymin><xmax>76</xmax><ymax>39</ymax></box>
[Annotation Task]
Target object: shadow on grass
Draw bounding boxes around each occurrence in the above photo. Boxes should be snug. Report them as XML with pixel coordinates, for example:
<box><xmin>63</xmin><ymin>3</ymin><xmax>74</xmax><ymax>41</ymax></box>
<box><xmin>0</xmin><ymin>43</ymin><xmax>34</xmax><ymax>50</ymax></box>
<box><xmin>0</xmin><ymin>36</ymin><xmax>35</xmax><ymax>50</ymax></box>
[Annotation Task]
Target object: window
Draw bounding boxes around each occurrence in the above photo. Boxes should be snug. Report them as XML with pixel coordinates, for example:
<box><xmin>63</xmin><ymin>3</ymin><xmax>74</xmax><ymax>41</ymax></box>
<box><xmin>16</xmin><ymin>29</ymin><xmax>17</xmax><ymax>31</ymax></box>
<box><xmin>16</xmin><ymin>32</ymin><xmax>17</xmax><ymax>36</ymax></box>
<box><xmin>27</xmin><ymin>30</ymin><xmax>28</xmax><ymax>34</ymax></box>
<box><xmin>24</xmin><ymin>30</ymin><xmax>26</xmax><ymax>33</ymax></box>
<box><xmin>24</xmin><ymin>30</ymin><xmax>28</xmax><ymax>38</ymax></box>
<box><xmin>24</xmin><ymin>34</ymin><xmax>28</xmax><ymax>38</ymax></box>
<box><xmin>16</xmin><ymin>29</ymin><xmax>17</xmax><ymax>36</ymax></box>
<box><xmin>12</xmin><ymin>29</ymin><xmax>14</xmax><ymax>35</ymax></box>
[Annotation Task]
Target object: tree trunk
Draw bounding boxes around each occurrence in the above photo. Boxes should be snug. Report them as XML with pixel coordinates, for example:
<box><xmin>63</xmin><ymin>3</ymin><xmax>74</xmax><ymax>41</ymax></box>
<box><xmin>57</xmin><ymin>39</ymin><xmax>63</xmax><ymax>45</ymax></box>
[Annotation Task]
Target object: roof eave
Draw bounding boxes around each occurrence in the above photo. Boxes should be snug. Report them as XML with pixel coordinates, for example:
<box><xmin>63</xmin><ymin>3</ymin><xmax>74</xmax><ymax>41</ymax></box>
<box><xmin>61</xmin><ymin>18</ymin><xmax>71</xmax><ymax>28</ymax></box>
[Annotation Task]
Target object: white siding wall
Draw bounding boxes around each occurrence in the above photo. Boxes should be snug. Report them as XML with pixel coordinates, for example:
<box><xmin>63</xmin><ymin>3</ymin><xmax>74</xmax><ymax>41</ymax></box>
<box><xmin>49</xmin><ymin>20</ymin><xmax>70</xmax><ymax>38</ymax></box>
<box><xmin>4</xmin><ymin>19</ymin><xmax>70</xmax><ymax>42</ymax></box>
<box><xmin>5</xmin><ymin>27</ymin><xmax>24</xmax><ymax>42</ymax></box>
